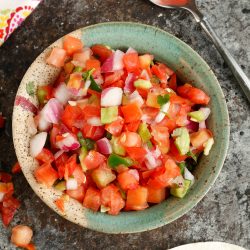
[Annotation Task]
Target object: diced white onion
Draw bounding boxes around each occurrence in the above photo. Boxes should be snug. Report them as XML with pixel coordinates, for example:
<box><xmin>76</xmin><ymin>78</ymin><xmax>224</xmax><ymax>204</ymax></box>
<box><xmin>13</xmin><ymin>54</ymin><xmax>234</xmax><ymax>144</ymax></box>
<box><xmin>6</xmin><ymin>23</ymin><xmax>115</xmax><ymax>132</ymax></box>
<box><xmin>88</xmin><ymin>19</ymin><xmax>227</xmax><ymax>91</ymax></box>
<box><xmin>101</xmin><ymin>87</ymin><xmax>123</xmax><ymax>107</ymax></box>
<box><xmin>87</xmin><ymin>117</ymin><xmax>102</xmax><ymax>126</ymax></box>
<box><xmin>66</xmin><ymin>178</ymin><xmax>78</xmax><ymax>190</ymax></box>
<box><xmin>30</xmin><ymin>132</ymin><xmax>47</xmax><ymax>157</ymax></box>
<box><xmin>184</xmin><ymin>167</ymin><xmax>195</xmax><ymax>184</ymax></box>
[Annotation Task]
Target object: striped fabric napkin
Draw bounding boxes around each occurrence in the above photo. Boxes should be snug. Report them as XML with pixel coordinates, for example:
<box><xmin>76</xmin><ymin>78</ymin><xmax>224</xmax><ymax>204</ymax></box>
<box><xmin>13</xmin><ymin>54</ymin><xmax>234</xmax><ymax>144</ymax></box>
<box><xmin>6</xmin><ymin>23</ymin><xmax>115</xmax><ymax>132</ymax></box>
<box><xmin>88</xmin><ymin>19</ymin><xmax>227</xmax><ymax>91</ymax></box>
<box><xmin>0</xmin><ymin>0</ymin><xmax>42</xmax><ymax>46</ymax></box>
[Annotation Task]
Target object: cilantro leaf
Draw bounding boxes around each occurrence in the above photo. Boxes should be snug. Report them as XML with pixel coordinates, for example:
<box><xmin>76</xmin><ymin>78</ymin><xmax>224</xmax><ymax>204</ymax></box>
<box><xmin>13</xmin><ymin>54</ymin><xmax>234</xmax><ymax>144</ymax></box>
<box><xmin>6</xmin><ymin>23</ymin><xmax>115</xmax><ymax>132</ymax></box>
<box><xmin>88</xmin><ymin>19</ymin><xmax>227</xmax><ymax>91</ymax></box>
<box><xmin>77</xmin><ymin>132</ymin><xmax>95</xmax><ymax>150</ymax></box>
<box><xmin>157</xmin><ymin>94</ymin><xmax>170</xmax><ymax>106</ymax></box>
<box><xmin>82</xmin><ymin>69</ymin><xmax>95</xmax><ymax>81</ymax></box>
<box><xmin>26</xmin><ymin>82</ymin><xmax>35</xmax><ymax>96</ymax></box>
<box><xmin>89</xmin><ymin>75</ymin><xmax>102</xmax><ymax>93</ymax></box>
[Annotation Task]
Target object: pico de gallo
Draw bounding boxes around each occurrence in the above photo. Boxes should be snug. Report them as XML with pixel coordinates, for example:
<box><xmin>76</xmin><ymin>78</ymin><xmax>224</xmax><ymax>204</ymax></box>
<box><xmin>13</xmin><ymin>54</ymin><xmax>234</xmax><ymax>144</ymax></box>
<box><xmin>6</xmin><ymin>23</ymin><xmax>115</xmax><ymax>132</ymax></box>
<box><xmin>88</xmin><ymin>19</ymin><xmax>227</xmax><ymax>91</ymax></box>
<box><xmin>29</xmin><ymin>35</ymin><xmax>214</xmax><ymax>215</ymax></box>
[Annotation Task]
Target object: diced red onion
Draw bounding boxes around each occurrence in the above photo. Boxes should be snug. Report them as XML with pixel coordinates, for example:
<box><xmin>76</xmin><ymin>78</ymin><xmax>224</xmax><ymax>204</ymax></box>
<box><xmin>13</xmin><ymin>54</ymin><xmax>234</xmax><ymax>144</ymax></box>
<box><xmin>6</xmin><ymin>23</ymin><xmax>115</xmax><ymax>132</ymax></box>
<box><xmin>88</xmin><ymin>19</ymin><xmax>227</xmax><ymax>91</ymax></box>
<box><xmin>82</xmin><ymin>80</ymin><xmax>91</xmax><ymax>96</ymax></box>
<box><xmin>152</xmin><ymin>146</ymin><xmax>161</xmax><ymax>158</ymax></box>
<box><xmin>171</xmin><ymin>175</ymin><xmax>185</xmax><ymax>187</ymax></box>
<box><xmin>66</xmin><ymin>178</ymin><xmax>78</xmax><ymax>190</ymax></box>
<box><xmin>145</xmin><ymin>153</ymin><xmax>161</xmax><ymax>170</ymax></box>
<box><xmin>37</xmin><ymin>113</ymin><xmax>51</xmax><ymax>131</ymax></box>
<box><xmin>126</xmin><ymin>47</ymin><xmax>137</xmax><ymax>54</ymax></box>
<box><xmin>187</xmin><ymin>119</ymin><xmax>199</xmax><ymax>133</ymax></box>
<box><xmin>124</xmin><ymin>73</ymin><xmax>136</xmax><ymax>94</ymax></box>
<box><xmin>128</xmin><ymin>169</ymin><xmax>139</xmax><ymax>181</ymax></box>
<box><xmin>30</xmin><ymin>132</ymin><xmax>47</xmax><ymax>157</ymax></box>
<box><xmin>101</xmin><ymin>50</ymin><xmax>124</xmax><ymax>73</ymax></box>
<box><xmin>101</xmin><ymin>87</ymin><xmax>123</xmax><ymax>107</ymax></box>
<box><xmin>42</xmin><ymin>98</ymin><xmax>63</xmax><ymax>124</ymax></box>
<box><xmin>54</xmin><ymin>150</ymin><xmax>65</xmax><ymax>159</ymax></box>
<box><xmin>54</xmin><ymin>83</ymin><xmax>71</xmax><ymax>105</ymax></box>
<box><xmin>141</xmin><ymin>114</ymin><xmax>154</xmax><ymax>124</ymax></box>
<box><xmin>96</xmin><ymin>138</ymin><xmax>112</xmax><ymax>155</ymax></box>
<box><xmin>94</xmin><ymin>74</ymin><xmax>104</xmax><ymax>85</ymax></box>
<box><xmin>200</xmin><ymin>107</ymin><xmax>211</xmax><ymax>120</ymax></box>
<box><xmin>199</xmin><ymin>121</ymin><xmax>206</xmax><ymax>130</ymax></box>
<box><xmin>140</xmin><ymin>69</ymin><xmax>150</xmax><ymax>80</ymax></box>
<box><xmin>155</xmin><ymin>112</ymin><xmax>165</xmax><ymax>124</ymax></box>
<box><xmin>184</xmin><ymin>167</ymin><xmax>195</xmax><ymax>184</ymax></box>
<box><xmin>128</xmin><ymin>90</ymin><xmax>144</xmax><ymax>107</ymax></box>
<box><xmin>87</xmin><ymin>117</ymin><xmax>102</xmax><ymax>126</ymax></box>
<box><xmin>27</xmin><ymin>116</ymin><xmax>37</xmax><ymax>135</ymax></box>
<box><xmin>56</xmin><ymin>133</ymin><xmax>80</xmax><ymax>151</ymax></box>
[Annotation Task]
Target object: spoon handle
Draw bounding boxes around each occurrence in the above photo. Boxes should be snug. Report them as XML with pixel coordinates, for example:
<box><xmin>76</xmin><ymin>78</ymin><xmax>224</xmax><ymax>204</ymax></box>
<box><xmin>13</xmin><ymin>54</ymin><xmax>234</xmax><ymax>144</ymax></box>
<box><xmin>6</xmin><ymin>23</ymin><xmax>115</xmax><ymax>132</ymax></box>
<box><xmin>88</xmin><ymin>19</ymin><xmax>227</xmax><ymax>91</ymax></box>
<box><xmin>199</xmin><ymin>18</ymin><xmax>250</xmax><ymax>102</ymax></box>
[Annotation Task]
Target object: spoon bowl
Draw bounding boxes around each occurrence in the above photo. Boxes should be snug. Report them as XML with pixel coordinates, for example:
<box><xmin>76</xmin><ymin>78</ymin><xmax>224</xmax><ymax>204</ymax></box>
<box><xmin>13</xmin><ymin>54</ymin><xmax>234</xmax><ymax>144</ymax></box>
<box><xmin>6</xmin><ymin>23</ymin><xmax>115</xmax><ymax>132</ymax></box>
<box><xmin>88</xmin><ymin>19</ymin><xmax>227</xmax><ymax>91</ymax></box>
<box><xmin>149</xmin><ymin>0</ymin><xmax>250</xmax><ymax>101</ymax></box>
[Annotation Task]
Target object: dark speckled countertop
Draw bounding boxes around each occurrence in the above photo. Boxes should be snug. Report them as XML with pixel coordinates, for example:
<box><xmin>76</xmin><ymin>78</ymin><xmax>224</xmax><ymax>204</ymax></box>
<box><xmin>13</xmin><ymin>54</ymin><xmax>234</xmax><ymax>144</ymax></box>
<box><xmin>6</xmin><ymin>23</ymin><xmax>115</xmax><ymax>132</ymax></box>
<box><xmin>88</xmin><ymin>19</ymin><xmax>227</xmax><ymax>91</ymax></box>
<box><xmin>0</xmin><ymin>0</ymin><xmax>249</xmax><ymax>249</ymax></box>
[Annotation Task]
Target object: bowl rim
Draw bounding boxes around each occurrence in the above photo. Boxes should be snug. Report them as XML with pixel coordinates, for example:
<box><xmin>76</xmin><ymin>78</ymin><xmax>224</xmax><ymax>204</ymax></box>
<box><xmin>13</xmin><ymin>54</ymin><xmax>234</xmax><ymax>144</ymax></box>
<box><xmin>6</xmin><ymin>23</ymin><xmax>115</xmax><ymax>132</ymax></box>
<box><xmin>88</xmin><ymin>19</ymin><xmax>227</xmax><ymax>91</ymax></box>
<box><xmin>12</xmin><ymin>21</ymin><xmax>230</xmax><ymax>234</ymax></box>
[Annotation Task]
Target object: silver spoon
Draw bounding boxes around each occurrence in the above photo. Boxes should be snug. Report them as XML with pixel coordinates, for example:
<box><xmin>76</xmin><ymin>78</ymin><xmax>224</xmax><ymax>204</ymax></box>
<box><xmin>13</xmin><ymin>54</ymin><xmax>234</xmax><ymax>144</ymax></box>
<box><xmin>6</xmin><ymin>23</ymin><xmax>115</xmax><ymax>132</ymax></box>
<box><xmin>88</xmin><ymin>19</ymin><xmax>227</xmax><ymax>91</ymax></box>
<box><xmin>149</xmin><ymin>0</ymin><xmax>250</xmax><ymax>102</ymax></box>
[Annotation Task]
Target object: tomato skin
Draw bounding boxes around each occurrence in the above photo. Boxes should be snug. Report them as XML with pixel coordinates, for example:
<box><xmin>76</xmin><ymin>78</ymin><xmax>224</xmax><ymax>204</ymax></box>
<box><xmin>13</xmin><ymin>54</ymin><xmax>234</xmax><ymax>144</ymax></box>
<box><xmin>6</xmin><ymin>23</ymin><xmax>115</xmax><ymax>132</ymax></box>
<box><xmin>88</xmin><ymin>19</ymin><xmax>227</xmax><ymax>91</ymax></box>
<box><xmin>82</xmin><ymin>105</ymin><xmax>100</xmax><ymax>119</ymax></box>
<box><xmin>91</xmin><ymin>44</ymin><xmax>113</xmax><ymax>63</ymax></box>
<box><xmin>35</xmin><ymin>148</ymin><xmax>54</xmax><ymax>164</ymax></box>
<box><xmin>61</xmin><ymin>105</ymin><xmax>84</xmax><ymax>130</ymax></box>
<box><xmin>168</xmin><ymin>73</ymin><xmax>177</xmax><ymax>91</ymax></box>
<box><xmin>121</xmin><ymin>103</ymin><xmax>142</xmax><ymax>123</ymax></box>
<box><xmin>72</xmin><ymin>165</ymin><xmax>86</xmax><ymax>185</ymax></box>
<box><xmin>63</xmin><ymin>35</ymin><xmax>83</xmax><ymax>56</ymax></box>
<box><xmin>100</xmin><ymin>184</ymin><xmax>125</xmax><ymax>215</ymax></box>
<box><xmin>82</xmin><ymin>124</ymin><xmax>105</xmax><ymax>141</ymax></box>
<box><xmin>1</xmin><ymin>196</ymin><xmax>20</xmax><ymax>227</ymax></box>
<box><xmin>147</xmin><ymin>158</ymin><xmax>181</xmax><ymax>189</ymax></box>
<box><xmin>125</xmin><ymin>186</ymin><xmax>148</xmax><ymax>211</ymax></box>
<box><xmin>54</xmin><ymin>152</ymin><xmax>69</xmax><ymax>179</ymax></box>
<box><xmin>83</xmin><ymin>187</ymin><xmax>101</xmax><ymax>212</ymax></box>
<box><xmin>83</xmin><ymin>151</ymin><xmax>106</xmax><ymax>170</ymax></box>
<box><xmin>104</xmin><ymin>70</ymin><xmax>124</xmax><ymax>85</ymax></box>
<box><xmin>11</xmin><ymin>162</ymin><xmax>21</xmax><ymax>174</ymax></box>
<box><xmin>123</xmin><ymin>53</ymin><xmax>140</xmax><ymax>73</ymax></box>
<box><xmin>124</xmin><ymin>120</ymin><xmax>141</xmax><ymax>132</ymax></box>
<box><xmin>147</xmin><ymin>186</ymin><xmax>166</xmax><ymax>203</ymax></box>
<box><xmin>105</xmin><ymin>116</ymin><xmax>124</xmax><ymax>136</ymax></box>
<box><xmin>117</xmin><ymin>170</ymin><xmax>139</xmax><ymax>191</ymax></box>
<box><xmin>158</xmin><ymin>117</ymin><xmax>177</xmax><ymax>133</ymax></box>
<box><xmin>66</xmin><ymin>185</ymin><xmax>86</xmax><ymax>202</ymax></box>
<box><xmin>126</xmin><ymin>147</ymin><xmax>146</xmax><ymax>162</ymax></box>
<box><xmin>34</xmin><ymin>163</ymin><xmax>58</xmax><ymax>187</ymax></box>
<box><xmin>119</xmin><ymin>132</ymin><xmax>142</xmax><ymax>147</ymax></box>
<box><xmin>151</xmin><ymin>125</ymin><xmax>170</xmax><ymax>154</ymax></box>
<box><xmin>177</xmin><ymin>84</ymin><xmax>210</xmax><ymax>105</ymax></box>
<box><xmin>86</xmin><ymin>58</ymin><xmax>101</xmax><ymax>72</ymax></box>
<box><xmin>151</xmin><ymin>63</ymin><xmax>173</xmax><ymax>82</ymax></box>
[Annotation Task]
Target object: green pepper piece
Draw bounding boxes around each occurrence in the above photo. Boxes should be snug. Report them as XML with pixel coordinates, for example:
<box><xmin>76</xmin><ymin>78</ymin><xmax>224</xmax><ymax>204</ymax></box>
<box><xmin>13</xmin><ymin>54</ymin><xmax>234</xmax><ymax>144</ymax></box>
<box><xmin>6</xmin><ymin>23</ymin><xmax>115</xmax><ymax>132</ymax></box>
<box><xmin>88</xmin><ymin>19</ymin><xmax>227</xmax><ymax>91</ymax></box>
<box><xmin>89</xmin><ymin>76</ymin><xmax>102</xmax><ymax>92</ymax></box>
<box><xmin>134</xmin><ymin>79</ymin><xmax>152</xmax><ymax>89</ymax></box>
<box><xmin>178</xmin><ymin>162</ymin><xmax>186</xmax><ymax>175</ymax></box>
<box><xmin>110</xmin><ymin>136</ymin><xmax>126</xmax><ymax>156</ymax></box>
<box><xmin>73</xmin><ymin>66</ymin><xmax>83</xmax><ymax>72</ymax></box>
<box><xmin>54</xmin><ymin>181</ymin><xmax>66</xmax><ymax>191</ymax></box>
<box><xmin>108</xmin><ymin>154</ymin><xmax>133</xmax><ymax>169</ymax></box>
<box><xmin>101</xmin><ymin>107</ymin><xmax>118</xmax><ymax>124</ymax></box>
<box><xmin>137</xmin><ymin>123</ymin><xmax>152</xmax><ymax>143</ymax></box>
<box><xmin>172</xmin><ymin>127</ymin><xmax>190</xmax><ymax>155</ymax></box>
<box><xmin>170</xmin><ymin>179</ymin><xmax>191</xmax><ymax>198</ymax></box>
<box><xmin>188</xmin><ymin>110</ymin><xmax>205</xmax><ymax>122</ymax></box>
<box><xmin>37</xmin><ymin>87</ymin><xmax>47</xmax><ymax>105</ymax></box>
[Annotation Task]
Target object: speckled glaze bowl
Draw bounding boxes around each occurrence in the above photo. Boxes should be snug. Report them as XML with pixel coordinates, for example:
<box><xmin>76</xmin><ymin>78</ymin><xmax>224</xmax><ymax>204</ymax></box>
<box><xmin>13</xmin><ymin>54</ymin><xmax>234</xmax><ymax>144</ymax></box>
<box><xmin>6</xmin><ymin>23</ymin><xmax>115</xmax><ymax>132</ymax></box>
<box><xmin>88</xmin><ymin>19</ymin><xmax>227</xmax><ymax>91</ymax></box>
<box><xmin>12</xmin><ymin>22</ymin><xmax>230</xmax><ymax>234</ymax></box>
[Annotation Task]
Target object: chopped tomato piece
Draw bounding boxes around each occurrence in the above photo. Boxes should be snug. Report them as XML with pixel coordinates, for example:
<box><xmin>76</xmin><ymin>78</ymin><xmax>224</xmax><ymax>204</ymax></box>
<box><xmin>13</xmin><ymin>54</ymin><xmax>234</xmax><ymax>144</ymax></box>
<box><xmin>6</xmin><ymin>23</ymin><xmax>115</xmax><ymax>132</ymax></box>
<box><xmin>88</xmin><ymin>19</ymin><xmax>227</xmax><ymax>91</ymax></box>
<box><xmin>104</xmin><ymin>70</ymin><xmax>124</xmax><ymax>85</ymax></box>
<box><xmin>46</xmin><ymin>48</ymin><xmax>67</xmax><ymax>68</ymax></box>
<box><xmin>61</xmin><ymin>105</ymin><xmax>84</xmax><ymax>130</ymax></box>
<box><xmin>169</xmin><ymin>139</ymin><xmax>188</xmax><ymax>162</ymax></box>
<box><xmin>105</xmin><ymin>116</ymin><xmax>124</xmax><ymax>136</ymax></box>
<box><xmin>66</xmin><ymin>185</ymin><xmax>85</xmax><ymax>202</ymax></box>
<box><xmin>1</xmin><ymin>196</ymin><xmax>20</xmax><ymax>226</ymax></box>
<box><xmin>168</xmin><ymin>73</ymin><xmax>177</xmax><ymax>91</ymax></box>
<box><xmin>151</xmin><ymin>63</ymin><xmax>173</xmax><ymax>82</ymax></box>
<box><xmin>83</xmin><ymin>150</ymin><xmax>106</xmax><ymax>170</ymax></box>
<box><xmin>119</xmin><ymin>132</ymin><xmax>142</xmax><ymax>147</ymax></box>
<box><xmin>91</xmin><ymin>165</ymin><xmax>116</xmax><ymax>188</ymax></box>
<box><xmin>34</xmin><ymin>163</ymin><xmax>58</xmax><ymax>187</ymax></box>
<box><xmin>117</xmin><ymin>170</ymin><xmax>139</xmax><ymax>191</ymax></box>
<box><xmin>177</xmin><ymin>84</ymin><xmax>210</xmax><ymax>105</ymax></box>
<box><xmin>82</xmin><ymin>105</ymin><xmax>100</xmax><ymax>119</ymax></box>
<box><xmin>126</xmin><ymin>147</ymin><xmax>146</xmax><ymax>162</ymax></box>
<box><xmin>124</xmin><ymin>120</ymin><xmax>141</xmax><ymax>132</ymax></box>
<box><xmin>125</xmin><ymin>186</ymin><xmax>148</xmax><ymax>211</ymax></box>
<box><xmin>139</xmin><ymin>54</ymin><xmax>153</xmax><ymax>69</ymax></box>
<box><xmin>67</xmin><ymin>73</ymin><xmax>83</xmax><ymax>90</ymax></box>
<box><xmin>72</xmin><ymin>165</ymin><xmax>86</xmax><ymax>185</ymax></box>
<box><xmin>151</xmin><ymin>125</ymin><xmax>170</xmax><ymax>154</ymax></box>
<box><xmin>55</xmin><ymin>152</ymin><xmax>69</xmax><ymax>179</ymax></box>
<box><xmin>35</xmin><ymin>148</ymin><xmax>54</xmax><ymax>164</ymax></box>
<box><xmin>100</xmin><ymin>184</ymin><xmax>125</xmax><ymax>215</ymax></box>
<box><xmin>85</xmin><ymin>58</ymin><xmax>101</xmax><ymax>72</ymax></box>
<box><xmin>0</xmin><ymin>172</ymin><xmax>12</xmax><ymax>183</ymax></box>
<box><xmin>63</xmin><ymin>35</ymin><xmax>83</xmax><ymax>55</ymax></box>
<box><xmin>147</xmin><ymin>186</ymin><xmax>166</xmax><ymax>203</ymax></box>
<box><xmin>147</xmin><ymin>158</ymin><xmax>181</xmax><ymax>189</ymax></box>
<box><xmin>158</xmin><ymin>117</ymin><xmax>177</xmax><ymax>133</ymax></box>
<box><xmin>82</xmin><ymin>124</ymin><xmax>105</xmax><ymax>140</ymax></box>
<box><xmin>91</xmin><ymin>44</ymin><xmax>113</xmax><ymax>63</ymax></box>
<box><xmin>123</xmin><ymin>53</ymin><xmax>140</xmax><ymax>73</ymax></box>
<box><xmin>121</xmin><ymin>103</ymin><xmax>142</xmax><ymax>123</ymax></box>
<box><xmin>190</xmin><ymin>129</ymin><xmax>212</xmax><ymax>149</ymax></box>
<box><xmin>83</xmin><ymin>187</ymin><xmax>101</xmax><ymax>212</ymax></box>
<box><xmin>64</xmin><ymin>154</ymin><xmax>78</xmax><ymax>180</ymax></box>
<box><xmin>11</xmin><ymin>162</ymin><xmax>21</xmax><ymax>174</ymax></box>
<box><xmin>55</xmin><ymin>197</ymin><xmax>65</xmax><ymax>213</ymax></box>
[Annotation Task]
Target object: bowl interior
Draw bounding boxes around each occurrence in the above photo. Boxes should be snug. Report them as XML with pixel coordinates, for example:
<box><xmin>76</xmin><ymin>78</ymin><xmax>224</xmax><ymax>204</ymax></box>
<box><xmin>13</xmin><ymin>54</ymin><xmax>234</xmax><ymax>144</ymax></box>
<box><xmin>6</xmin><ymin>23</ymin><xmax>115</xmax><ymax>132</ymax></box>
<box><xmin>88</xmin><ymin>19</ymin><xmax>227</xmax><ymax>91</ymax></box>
<box><xmin>12</xmin><ymin>22</ymin><xmax>229</xmax><ymax>233</ymax></box>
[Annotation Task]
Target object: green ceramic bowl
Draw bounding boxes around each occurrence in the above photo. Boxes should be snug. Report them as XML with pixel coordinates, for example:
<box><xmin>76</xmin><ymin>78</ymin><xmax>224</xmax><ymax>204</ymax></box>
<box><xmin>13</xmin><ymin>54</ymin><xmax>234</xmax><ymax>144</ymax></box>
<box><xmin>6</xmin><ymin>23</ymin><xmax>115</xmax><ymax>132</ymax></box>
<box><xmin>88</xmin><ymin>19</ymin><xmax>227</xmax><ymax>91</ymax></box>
<box><xmin>12</xmin><ymin>22</ymin><xmax>230</xmax><ymax>233</ymax></box>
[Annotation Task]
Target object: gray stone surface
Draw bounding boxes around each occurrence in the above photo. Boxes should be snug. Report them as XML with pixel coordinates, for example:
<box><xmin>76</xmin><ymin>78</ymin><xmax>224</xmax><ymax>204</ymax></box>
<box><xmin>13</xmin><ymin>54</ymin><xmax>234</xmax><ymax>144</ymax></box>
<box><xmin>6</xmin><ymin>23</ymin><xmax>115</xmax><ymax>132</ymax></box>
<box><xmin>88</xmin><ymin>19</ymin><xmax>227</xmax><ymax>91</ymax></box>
<box><xmin>0</xmin><ymin>0</ymin><xmax>249</xmax><ymax>249</ymax></box>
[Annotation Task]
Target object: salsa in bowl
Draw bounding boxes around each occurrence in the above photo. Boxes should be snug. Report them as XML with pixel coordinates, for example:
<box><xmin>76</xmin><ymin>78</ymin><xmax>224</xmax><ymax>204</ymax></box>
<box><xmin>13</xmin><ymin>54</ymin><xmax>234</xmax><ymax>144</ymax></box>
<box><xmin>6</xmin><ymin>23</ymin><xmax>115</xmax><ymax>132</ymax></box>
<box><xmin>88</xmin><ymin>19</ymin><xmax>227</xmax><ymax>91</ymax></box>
<box><xmin>12</xmin><ymin>22</ymin><xmax>229</xmax><ymax>233</ymax></box>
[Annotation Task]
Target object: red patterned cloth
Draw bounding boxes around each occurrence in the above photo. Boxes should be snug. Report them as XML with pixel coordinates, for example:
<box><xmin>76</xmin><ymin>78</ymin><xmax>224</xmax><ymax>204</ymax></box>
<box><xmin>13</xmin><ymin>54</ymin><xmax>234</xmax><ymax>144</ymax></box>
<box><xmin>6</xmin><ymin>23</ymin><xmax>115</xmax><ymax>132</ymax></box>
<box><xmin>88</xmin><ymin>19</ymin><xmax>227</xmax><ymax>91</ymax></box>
<box><xmin>0</xmin><ymin>0</ymin><xmax>42</xmax><ymax>46</ymax></box>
